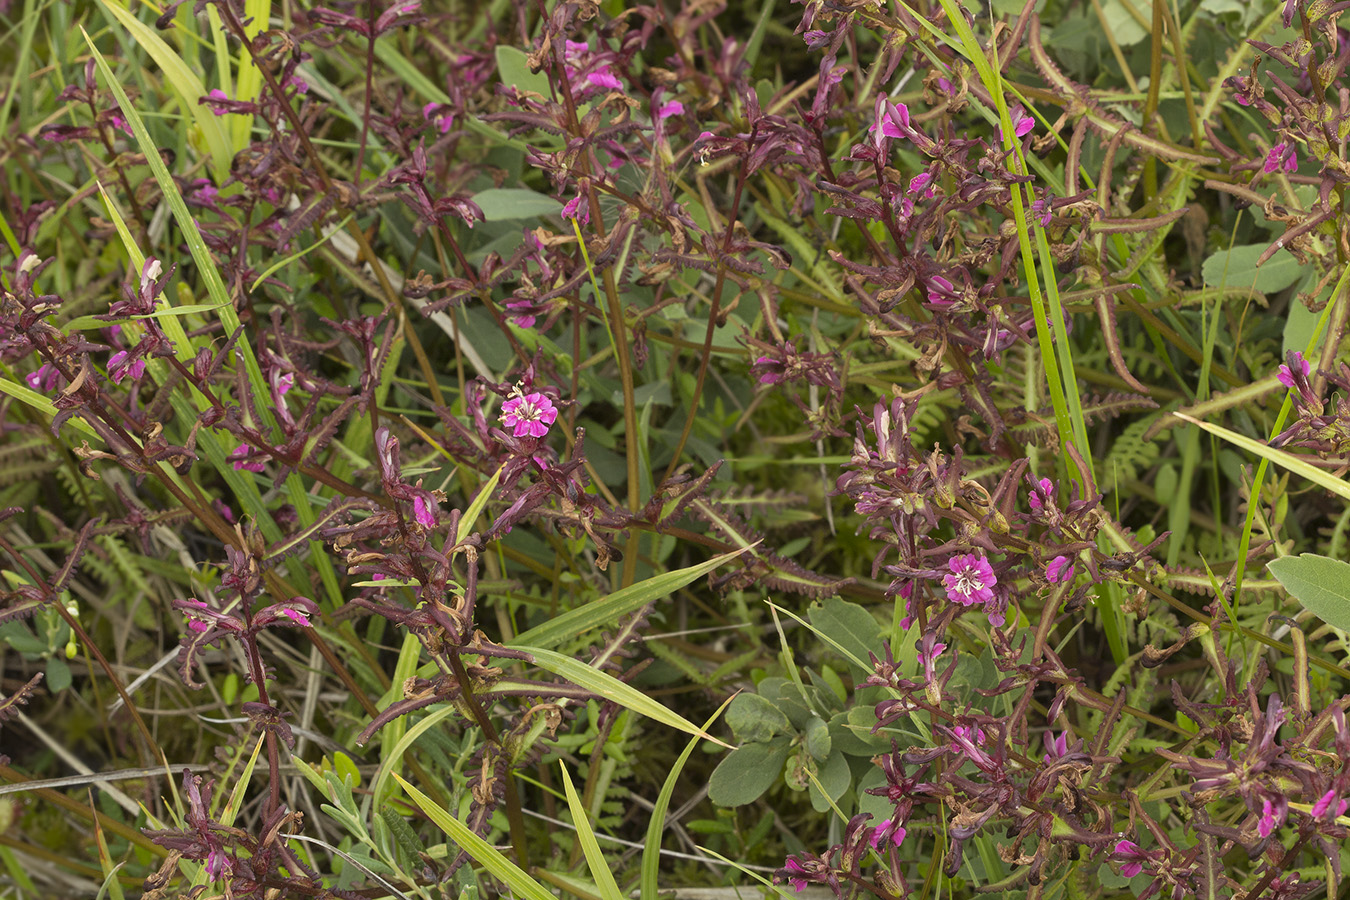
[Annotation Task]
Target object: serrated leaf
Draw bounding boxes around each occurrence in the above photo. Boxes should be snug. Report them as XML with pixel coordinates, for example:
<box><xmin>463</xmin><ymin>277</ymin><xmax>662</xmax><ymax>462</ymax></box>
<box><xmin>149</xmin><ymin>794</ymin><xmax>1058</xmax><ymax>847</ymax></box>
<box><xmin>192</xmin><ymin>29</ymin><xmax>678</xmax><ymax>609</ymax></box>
<box><xmin>1267</xmin><ymin>554</ymin><xmax>1350</xmax><ymax>632</ymax></box>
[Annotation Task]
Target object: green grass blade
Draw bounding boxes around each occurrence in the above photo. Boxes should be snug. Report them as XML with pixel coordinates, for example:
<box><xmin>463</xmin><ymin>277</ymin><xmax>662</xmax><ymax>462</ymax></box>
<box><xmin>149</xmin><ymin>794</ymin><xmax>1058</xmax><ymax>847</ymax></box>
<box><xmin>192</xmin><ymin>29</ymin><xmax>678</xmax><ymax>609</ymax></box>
<box><xmin>97</xmin><ymin>0</ymin><xmax>233</xmax><ymax>181</ymax></box>
<box><xmin>526</xmin><ymin>647</ymin><xmax>730</xmax><ymax>746</ymax></box>
<box><xmin>558</xmin><ymin>761</ymin><xmax>624</xmax><ymax>900</ymax></box>
<box><xmin>640</xmin><ymin>697</ymin><xmax>733</xmax><ymax>900</ymax></box>
<box><xmin>393</xmin><ymin>773</ymin><xmax>556</xmax><ymax>900</ymax></box>
<box><xmin>508</xmin><ymin>547</ymin><xmax>746</xmax><ymax>650</ymax></box>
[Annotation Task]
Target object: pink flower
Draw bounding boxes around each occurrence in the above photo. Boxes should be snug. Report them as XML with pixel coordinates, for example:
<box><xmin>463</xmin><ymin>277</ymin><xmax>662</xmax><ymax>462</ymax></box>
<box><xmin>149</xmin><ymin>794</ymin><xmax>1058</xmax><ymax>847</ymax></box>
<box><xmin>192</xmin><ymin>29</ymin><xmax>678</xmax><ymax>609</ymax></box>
<box><xmin>783</xmin><ymin>858</ymin><xmax>809</xmax><ymax>893</ymax></box>
<box><xmin>212</xmin><ymin>499</ymin><xmax>235</xmax><ymax>523</ymax></box>
<box><xmin>1264</xmin><ymin>142</ymin><xmax>1297</xmax><ymax>174</ymax></box>
<box><xmin>908</xmin><ymin>172</ymin><xmax>934</xmax><ymax>198</ymax></box>
<box><xmin>422</xmin><ymin>102</ymin><xmax>454</xmax><ymax>135</ymax></box>
<box><xmin>1046</xmin><ymin>555</ymin><xmax>1074</xmax><ymax>584</ymax></box>
<box><xmin>1311</xmin><ymin>788</ymin><xmax>1349</xmax><ymax>819</ymax></box>
<box><xmin>1114</xmin><ymin>840</ymin><xmax>1145</xmax><ymax>878</ymax></box>
<box><xmin>943</xmin><ymin>554</ymin><xmax>996</xmax><ymax>607</ymax></box>
<box><xmin>561</xmin><ymin>193</ymin><xmax>589</xmax><ymax>224</ymax></box>
<box><xmin>1042</xmin><ymin>730</ymin><xmax>1069</xmax><ymax>762</ymax></box>
<box><xmin>869</xmin><ymin>97</ymin><xmax>911</xmax><ymax>150</ymax></box>
<box><xmin>927</xmin><ymin>273</ymin><xmax>959</xmax><ymax>307</ymax></box>
<box><xmin>277</xmin><ymin>607</ymin><xmax>311</xmax><ymax>626</ymax></box>
<box><xmin>868</xmin><ymin>819</ymin><xmax>906</xmax><ymax>849</ymax></box>
<box><xmin>1002</xmin><ymin>104</ymin><xmax>1035</xmax><ymax>140</ymax></box>
<box><xmin>108</xmin><ymin>351</ymin><xmax>146</xmax><ymax>384</ymax></box>
<box><xmin>657</xmin><ymin>100</ymin><xmax>684</xmax><ymax>120</ymax></box>
<box><xmin>26</xmin><ymin>363</ymin><xmax>59</xmax><ymax>392</ymax></box>
<box><xmin>1258</xmin><ymin>796</ymin><xmax>1284</xmax><ymax>837</ymax></box>
<box><xmin>500</xmin><ymin>391</ymin><xmax>559</xmax><ymax>439</ymax></box>
<box><xmin>206</xmin><ymin>89</ymin><xmax>231</xmax><ymax>115</ymax></box>
<box><xmin>413</xmin><ymin>495</ymin><xmax>436</xmax><ymax>527</ymax></box>
<box><xmin>1028</xmin><ymin>477</ymin><xmax>1054</xmax><ymax>511</ymax></box>
<box><xmin>1278</xmin><ymin>352</ymin><xmax>1310</xmax><ymax>389</ymax></box>
<box><xmin>230</xmin><ymin>443</ymin><xmax>266</xmax><ymax>473</ymax></box>
<box><xmin>587</xmin><ymin>68</ymin><xmax>623</xmax><ymax>91</ymax></box>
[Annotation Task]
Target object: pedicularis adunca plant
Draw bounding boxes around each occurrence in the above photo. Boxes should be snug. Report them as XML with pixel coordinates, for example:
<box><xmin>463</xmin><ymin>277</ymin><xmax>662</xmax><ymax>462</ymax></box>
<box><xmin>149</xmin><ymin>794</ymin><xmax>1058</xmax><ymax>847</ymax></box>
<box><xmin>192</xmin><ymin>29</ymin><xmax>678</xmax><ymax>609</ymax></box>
<box><xmin>5</xmin><ymin>0</ymin><xmax>1350</xmax><ymax>896</ymax></box>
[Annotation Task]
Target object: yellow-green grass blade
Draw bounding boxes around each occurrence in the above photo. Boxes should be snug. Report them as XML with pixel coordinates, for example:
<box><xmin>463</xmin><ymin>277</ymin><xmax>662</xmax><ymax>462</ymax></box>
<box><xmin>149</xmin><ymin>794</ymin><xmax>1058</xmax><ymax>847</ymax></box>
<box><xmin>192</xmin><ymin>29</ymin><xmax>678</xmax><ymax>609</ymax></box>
<box><xmin>527</xmin><ymin>647</ymin><xmax>730</xmax><ymax>747</ymax></box>
<box><xmin>559</xmin><ymin>762</ymin><xmax>624</xmax><ymax>900</ymax></box>
<box><xmin>393</xmin><ymin>773</ymin><xmax>555</xmax><ymax>900</ymax></box>
<box><xmin>508</xmin><ymin>547</ymin><xmax>746</xmax><ymax>650</ymax></box>
<box><xmin>97</xmin><ymin>0</ymin><xmax>233</xmax><ymax>181</ymax></box>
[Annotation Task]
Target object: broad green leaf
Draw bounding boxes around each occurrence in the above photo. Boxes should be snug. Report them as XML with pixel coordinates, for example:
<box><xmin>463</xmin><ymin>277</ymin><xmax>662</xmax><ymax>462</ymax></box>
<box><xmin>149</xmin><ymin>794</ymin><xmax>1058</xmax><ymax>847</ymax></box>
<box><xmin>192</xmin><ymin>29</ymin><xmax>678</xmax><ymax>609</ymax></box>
<box><xmin>508</xmin><ymin>548</ymin><xmax>745</xmax><ymax>650</ymax></box>
<box><xmin>806</xmin><ymin>749</ymin><xmax>849</xmax><ymax>813</ymax></box>
<box><xmin>1267</xmin><ymin>554</ymin><xmax>1350</xmax><ymax>632</ymax></box>
<box><xmin>725</xmin><ymin>693</ymin><xmax>790</xmax><ymax>743</ymax></box>
<box><xmin>806</xmin><ymin>596</ymin><xmax>882</xmax><ymax>675</ymax></box>
<box><xmin>1202</xmin><ymin>244</ymin><xmax>1308</xmax><ymax>296</ymax></box>
<box><xmin>558</xmin><ymin>763</ymin><xmax>623</xmax><ymax>900</ymax></box>
<box><xmin>472</xmin><ymin>188</ymin><xmax>563</xmax><ymax>222</ymax></box>
<box><xmin>393</xmin><ymin>773</ymin><xmax>554</xmax><ymax>900</ymax></box>
<box><xmin>708</xmin><ymin>737</ymin><xmax>790</xmax><ymax>806</ymax></box>
<box><xmin>527</xmin><ymin>647</ymin><xmax>730</xmax><ymax>745</ymax></box>
<box><xmin>803</xmin><ymin>717</ymin><xmax>831</xmax><ymax>762</ymax></box>
<box><xmin>494</xmin><ymin>46</ymin><xmax>550</xmax><ymax>97</ymax></box>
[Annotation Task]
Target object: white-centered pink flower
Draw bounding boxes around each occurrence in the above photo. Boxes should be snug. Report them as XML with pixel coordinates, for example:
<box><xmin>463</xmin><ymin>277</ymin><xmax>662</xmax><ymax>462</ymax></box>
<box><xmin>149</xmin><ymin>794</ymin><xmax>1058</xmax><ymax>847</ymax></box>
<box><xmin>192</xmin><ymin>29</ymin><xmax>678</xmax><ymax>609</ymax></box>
<box><xmin>500</xmin><ymin>391</ymin><xmax>558</xmax><ymax>438</ymax></box>
<box><xmin>943</xmin><ymin>553</ymin><xmax>996</xmax><ymax>606</ymax></box>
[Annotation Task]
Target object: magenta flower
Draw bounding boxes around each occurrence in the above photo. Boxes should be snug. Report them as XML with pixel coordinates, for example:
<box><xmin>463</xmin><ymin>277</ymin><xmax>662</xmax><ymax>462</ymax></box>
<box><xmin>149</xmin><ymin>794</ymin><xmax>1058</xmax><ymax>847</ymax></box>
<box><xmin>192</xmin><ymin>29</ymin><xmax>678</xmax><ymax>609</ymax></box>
<box><xmin>206</xmin><ymin>89</ymin><xmax>231</xmax><ymax>115</ymax></box>
<box><xmin>908</xmin><ymin>172</ymin><xmax>934</xmax><ymax>198</ymax></box>
<box><xmin>1028</xmin><ymin>476</ymin><xmax>1054</xmax><ymax>511</ymax></box>
<box><xmin>927</xmin><ymin>273</ymin><xmax>962</xmax><ymax>307</ymax></box>
<box><xmin>943</xmin><ymin>554</ymin><xmax>996</xmax><ymax>607</ymax></box>
<box><xmin>230</xmin><ymin>443</ymin><xmax>266</xmax><ymax>473</ymax></box>
<box><xmin>1264</xmin><ymin>142</ymin><xmax>1297</xmax><ymax>174</ymax></box>
<box><xmin>783</xmin><ymin>858</ymin><xmax>809</xmax><ymax>892</ymax></box>
<box><xmin>1114</xmin><ymin>840</ymin><xmax>1146</xmax><ymax>878</ymax></box>
<box><xmin>656</xmin><ymin>99</ymin><xmax>684</xmax><ymax>120</ymax></box>
<box><xmin>587</xmin><ymin>68</ymin><xmax>622</xmax><ymax>91</ymax></box>
<box><xmin>1311</xmin><ymin>788</ymin><xmax>1348</xmax><ymax>819</ymax></box>
<box><xmin>1258</xmin><ymin>795</ymin><xmax>1286</xmax><ymax>837</ymax></box>
<box><xmin>108</xmin><ymin>351</ymin><xmax>146</xmax><ymax>385</ymax></box>
<box><xmin>1278</xmin><ymin>352</ymin><xmax>1310</xmax><ymax>389</ymax></box>
<box><xmin>1002</xmin><ymin>104</ymin><xmax>1035</xmax><ymax>140</ymax></box>
<box><xmin>1046</xmin><ymin>555</ymin><xmax>1074</xmax><ymax>584</ymax></box>
<box><xmin>868</xmin><ymin>819</ymin><xmax>906</xmax><ymax>850</ymax></box>
<box><xmin>1042</xmin><ymin>729</ymin><xmax>1069</xmax><ymax>763</ymax></box>
<box><xmin>561</xmin><ymin>193</ymin><xmax>590</xmax><ymax>224</ymax></box>
<box><xmin>422</xmin><ymin>102</ymin><xmax>454</xmax><ymax>135</ymax></box>
<box><xmin>500</xmin><ymin>391</ymin><xmax>559</xmax><ymax>438</ymax></box>
<box><xmin>869</xmin><ymin>96</ymin><xmax>911</xmax><ymax>151</ymax></box>
<box><xmin>413</xmin><ymin>494</ymin><xmax>436</xmax><ymax>527</ymax></box>
<box><xmin>26</xmin><ymin>363</ymin><xmax>59</xmax><ymax>392</ymax></box>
